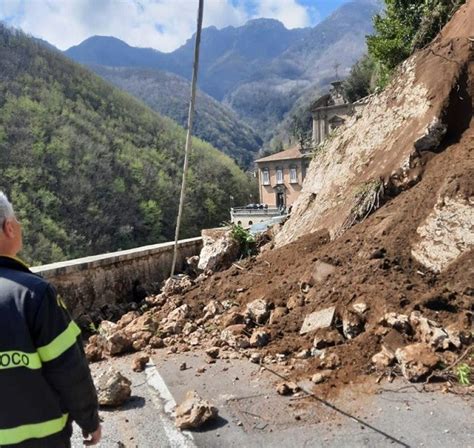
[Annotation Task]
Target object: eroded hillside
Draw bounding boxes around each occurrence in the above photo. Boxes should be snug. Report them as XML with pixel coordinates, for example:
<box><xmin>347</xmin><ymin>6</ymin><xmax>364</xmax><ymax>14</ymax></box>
<box><xmin>86</xmin><ymin>2</ymin><xmax>473</xmax><ymax>397</ymax></box>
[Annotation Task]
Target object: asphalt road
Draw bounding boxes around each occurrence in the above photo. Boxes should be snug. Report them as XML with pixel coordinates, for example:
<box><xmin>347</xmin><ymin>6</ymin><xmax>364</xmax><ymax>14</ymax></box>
<box><xmin>71</xmin><ymin>351</ymin><xmax>473</xmax><ymax>448</ymax></box>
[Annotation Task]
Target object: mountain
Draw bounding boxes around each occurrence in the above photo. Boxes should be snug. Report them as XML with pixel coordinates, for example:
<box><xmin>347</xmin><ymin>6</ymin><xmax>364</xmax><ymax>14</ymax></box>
<box><xmin>65</xmin><ymin>1</ymin><xmax>379</xmax><ymax>141</ymax></box>
<box><xmin>0</xmin><ymin>24</ymin><xmax>255</xmax><ymax>265</ymax></box>
<box><xmin>90</xmin><ymin>65</ymin><xmax>262</xmax><ymax>167</ymax></box>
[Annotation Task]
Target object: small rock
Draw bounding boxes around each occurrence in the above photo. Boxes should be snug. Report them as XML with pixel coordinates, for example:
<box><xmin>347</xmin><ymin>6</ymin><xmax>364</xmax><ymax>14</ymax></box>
<box><xmin>296</xmin><ymin>349</ymin><xmax>311</xmax><ymax>359</ymax></box>
<box><xmin>380</xmin><ymin>313</ymin><xmax>411</xmax><ymax>334</ymax></box>
<box><xmin>342</xmin><ymin>310</ymin><xmax>365</xmax><ymax>339</ymax></box>
<box><xmin>116</xmin><ymin>311</ymin><xmax>141</xmax><ymax>329</ymax></box>
<box><xmin>205</xmin><ymin>347</ymin><xmax>220</xmax><ymax>359</ymax></box>
<box><xmin>287</xmin><ymin>294</ymin><xmax>304</xmax><ymax>309</ymax></box>
<box><xmin>203</xmin><ymin>300</ymin><xmax>224</xmax><ymax>319</ymax></box>
<box><xmin>276</xmin><ymin>382</ymin><xmax>300</xmax><ymax>396</ymax></box>
<box><xmin>395</xmin><ymin>343</ymin><xmax>439</xmax><ymax>381</ymax></box>
<box><xmin>409</xmin><ymin>311</ymin><xmax>449</xmax><ymax>349</ymax></box>
<box><xmin>131</xmin><ymin>354</ymin><xmax>149</xmax><ymax>372</ymax></box>
<box><xmin>220</xmin><ymin>324</ymin><xmax>249</xmax><ymax>349</ymax></box>
<box><xmin>175</xmin><ymin>390</ymin><xmax>218</xmax><ymax>430</ymax></box>
<box><xmin>300</xmin><ymin>306</ymin><xmax>336</xmax><ymax>335</ymax></box>
<box><xmin>371</xmin><ymin>346</ymin><xmax>395</xmax><ymax>370</ymax></box>
<box><xmin>220</xmin><ymin>311</ymin><xmax>245</xmax><ymax>328</ymax></box>
<box><xmin>320</xmin><ymin>353</ymin><xmax>341</xmax><ymax>370</ymax></box>
<box><xmin>249</xmin><ymin>329</ymin><xmax>270</xmax><ymax>348</ymax></box>
<box><xmin>180</xmin><ymin>362</ymin><xmax>187</xmax><ymax>371</ymax></box>
<box><xmin>245</xmin><ymin>299</ymin><xmax>270</xmax><ymax>324</ymax></box>
<box><xmin>311</xmin><ymin>370</ymin><xmax>332</xmax><ymax>384</ymax></box>
<box><xmin>369</xmin><ymin>248</ymin><xmax>385</xmax><ymax>259</ymax></box>
<box><xmin>269</xmin><ymin>307</ymin><xmax>288</xmax><ymax>324</ymax></box>
<box><xmin>96</xmin><ymin>368</ymin><xmax>131</xmax><ymax>407</ymax></box>
<box><xmin>249</xmin><ymin>353</ymin><xmax>261</xmax><ymax>364</ymax></box>
<box><xmin>311</xmin><ymin>261</ymin><xmax>337</xmax><ymax>284</ymax></box>
<box><xmin>149</xmin><ymin>336</ymin><xmax>165</xmax><ymax>349</ymax></box>
<box><xmin>196</xmin><ymin>367</ymin><xmax>206</xmax><ymax>374</ymax></box>
<box><xmin>162</xmin><ymin>275</ymin><xmax>193</xmax><ymax>296</ymax></box>
<box><xmin>313</xmin><ymin>329</ymin><xmax>344</xmax><ymax>349</ymax></box>
<box><xmin>352</xmin><ymin>302</ymin><xmax>368</xmax><ymax>314</ymax></box>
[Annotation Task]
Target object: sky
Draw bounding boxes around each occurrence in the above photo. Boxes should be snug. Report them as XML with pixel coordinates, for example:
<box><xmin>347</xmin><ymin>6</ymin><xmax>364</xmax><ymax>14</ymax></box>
<box><xmin>0</xmin><ymin>0</ymin><xmax>354</xmax><ymax>52</ymax></box>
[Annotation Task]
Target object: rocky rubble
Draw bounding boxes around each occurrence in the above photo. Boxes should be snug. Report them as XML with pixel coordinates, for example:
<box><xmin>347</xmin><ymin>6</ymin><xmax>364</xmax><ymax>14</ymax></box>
<box><xmin>84</xmin><ymin>3</ymin><xmax>474</xmax><ymax>397</ymax></box>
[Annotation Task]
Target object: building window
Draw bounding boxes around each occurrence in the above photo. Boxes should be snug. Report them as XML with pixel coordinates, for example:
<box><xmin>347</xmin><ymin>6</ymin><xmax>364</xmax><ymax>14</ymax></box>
<box><xmin>290</xmin><ymin>167</ymin><xmax>297</xmax><ymax>183</ymax></box>
<box><xmin>262</xmin><ymin>168</ymin><xmax>270</xmax><ymax>185</ymax></box>
<box><xmin>276</xmin><ymin>168</ymin><xmax>283</xmax><ymax>184</ymax></box>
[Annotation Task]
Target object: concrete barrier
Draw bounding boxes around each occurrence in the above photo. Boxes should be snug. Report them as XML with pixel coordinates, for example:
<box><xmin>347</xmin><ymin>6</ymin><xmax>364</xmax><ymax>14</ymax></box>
<box><xmin>32</xmin><ymin>237</ymin><xmax>203</xmax><ymax>319</ymax></box>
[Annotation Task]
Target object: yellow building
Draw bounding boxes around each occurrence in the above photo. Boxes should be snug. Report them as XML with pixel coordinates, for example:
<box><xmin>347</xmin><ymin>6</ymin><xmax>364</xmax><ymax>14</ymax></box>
<box><xmin>255</xmin><ymin>145</ymin><xmax>310</xmax><ymax>209</ymax></box>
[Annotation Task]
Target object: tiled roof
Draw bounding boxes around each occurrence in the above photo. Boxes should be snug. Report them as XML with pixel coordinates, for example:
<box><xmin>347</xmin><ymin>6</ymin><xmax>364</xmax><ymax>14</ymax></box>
<box><xmin>255</xmin><ymin>145</ymin><xmax>304</xmax><ymax>163</ymax></box>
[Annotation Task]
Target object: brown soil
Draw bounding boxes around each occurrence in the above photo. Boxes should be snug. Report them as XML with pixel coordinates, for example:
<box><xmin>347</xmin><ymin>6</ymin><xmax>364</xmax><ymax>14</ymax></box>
<box><xmin>178</xmin><ymin>6</ymin><xmax>474</xmax><ymax>396</ymax></box>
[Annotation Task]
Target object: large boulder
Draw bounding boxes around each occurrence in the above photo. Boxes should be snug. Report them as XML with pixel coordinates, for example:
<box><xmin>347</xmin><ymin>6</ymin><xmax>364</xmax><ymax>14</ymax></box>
<box><xmin>175</xmin><ymin>391</ymin><xmax>218</xmax><ymax>430</ymax></box>
<box><xmin>198</xmin><ymin>228</ymin><xmax>240</xmax><ymax>272</ymax></box>
<box><xmin>96</xmin><ymin>368</ymin><xmax>131</xmax><ymax>407</ymax></box>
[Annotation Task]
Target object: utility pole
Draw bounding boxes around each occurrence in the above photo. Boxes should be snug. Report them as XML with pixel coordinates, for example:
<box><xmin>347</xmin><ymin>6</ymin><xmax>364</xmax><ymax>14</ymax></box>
<box><xmin>170</xmin><ymin>0</ymin><xmax>204</xmax><ymax>277</ymax></box>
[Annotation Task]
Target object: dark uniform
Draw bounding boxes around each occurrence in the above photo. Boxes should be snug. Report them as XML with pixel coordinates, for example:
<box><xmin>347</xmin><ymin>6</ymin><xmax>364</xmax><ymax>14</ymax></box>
<box><xmin>0</xmin><ymin>256</ymin><xmax>99</xmax><ymax>447</ymax></box>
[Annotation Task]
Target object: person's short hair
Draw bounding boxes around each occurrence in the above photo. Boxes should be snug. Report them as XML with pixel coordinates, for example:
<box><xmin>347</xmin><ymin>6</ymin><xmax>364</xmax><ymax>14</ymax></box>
<box><xmin>0</xmin><ymin>192</ymin><xmax>15</xmax><ymax>229</ymax></box>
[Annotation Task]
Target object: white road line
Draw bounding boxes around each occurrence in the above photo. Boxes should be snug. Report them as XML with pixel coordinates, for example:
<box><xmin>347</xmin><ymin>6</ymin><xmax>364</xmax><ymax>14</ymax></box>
<box><xmin>145</xmin><ymin>361</ymin><xmax>196</xmax><ymax>448</ymax></box>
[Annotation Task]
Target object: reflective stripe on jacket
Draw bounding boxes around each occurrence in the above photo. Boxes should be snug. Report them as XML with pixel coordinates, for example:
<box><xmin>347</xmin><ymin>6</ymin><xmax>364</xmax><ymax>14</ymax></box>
<box><xmin>0</xmin><ymin>256</ymin><xmax>99</xmax><ymax>447</ymax></box>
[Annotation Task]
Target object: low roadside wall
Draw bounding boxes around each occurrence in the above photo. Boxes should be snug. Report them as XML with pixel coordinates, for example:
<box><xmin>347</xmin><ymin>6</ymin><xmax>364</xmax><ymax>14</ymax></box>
<box><xmin>32</xmin><ymin>237</ymin><xmax>202</xmax><ymax>319</ymax></box>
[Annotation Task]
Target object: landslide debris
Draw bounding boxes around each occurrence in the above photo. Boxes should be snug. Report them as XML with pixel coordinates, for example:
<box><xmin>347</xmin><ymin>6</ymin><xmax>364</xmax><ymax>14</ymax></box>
<box><xmin>85</xmin><ymin>2</ymin><xmax>473</xmax><ymax>397</ymax></box>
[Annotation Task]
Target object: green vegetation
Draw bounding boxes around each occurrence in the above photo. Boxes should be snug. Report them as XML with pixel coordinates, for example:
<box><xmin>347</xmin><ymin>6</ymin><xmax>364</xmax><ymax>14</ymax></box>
<box><xmin>0</xmin><ymin>25</ymin><xmax>255</xmax><ymax>265</ymax></box>
<box><xmin>367</xmin><ymin>0</ymin><xmax>466</xmax><ymax>87</ymax></box>
<box><xmin>230</xmin><ymin>224</ymin><xmax>256</xmax><ymax>258</ymax></box>
<box><xmin>91</xmin><ymin>66</ymin><xmax>262</xmax><ymax>168</ymax></box>
<box><xmin>343</xmin><ymin>54</ymin><xmax>377</xmax><ymax>102</ymax></box>
<box><xmin>456</xmin><ymin>363</ymin><xmax>471</xmax><ymax>386</ymax></box>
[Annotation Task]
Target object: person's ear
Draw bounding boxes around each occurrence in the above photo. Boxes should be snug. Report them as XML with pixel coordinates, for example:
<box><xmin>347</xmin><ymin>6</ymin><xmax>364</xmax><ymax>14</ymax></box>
<box><xmin>2</xmin><ymin>217</ymin><xmax>15</xmax><ymax>239</ymax></box>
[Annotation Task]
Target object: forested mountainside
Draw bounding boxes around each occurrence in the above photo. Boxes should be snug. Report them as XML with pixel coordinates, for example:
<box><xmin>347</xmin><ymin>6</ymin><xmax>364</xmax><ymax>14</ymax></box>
<box><xmin>65</xmin><ymin>0</ymin><xmax>379</xmax><ymax>141</ymax></box>
<box><xmin>91</xmin><ymin>65</ymin><xmax>262</xmax><ymax>168</ymax></box>
<box><xmin>0</xmin><ymin>25</ymin><xmax>255</xmax><ymax>265</ymax></box>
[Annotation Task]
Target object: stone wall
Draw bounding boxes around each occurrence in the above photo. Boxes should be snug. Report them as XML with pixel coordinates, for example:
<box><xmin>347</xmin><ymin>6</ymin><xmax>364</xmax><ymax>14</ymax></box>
<box><xmin>32</xmin><ymin>237</ymin><xmax>202</xmax><ymax>319</ymax></box>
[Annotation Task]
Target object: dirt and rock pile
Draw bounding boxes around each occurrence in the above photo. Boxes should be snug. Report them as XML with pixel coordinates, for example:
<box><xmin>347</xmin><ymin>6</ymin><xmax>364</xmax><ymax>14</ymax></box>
<box><xmin>85</xmin><ymin>3</ymin><xmax>473</xmax><ymax>397</ymax></box>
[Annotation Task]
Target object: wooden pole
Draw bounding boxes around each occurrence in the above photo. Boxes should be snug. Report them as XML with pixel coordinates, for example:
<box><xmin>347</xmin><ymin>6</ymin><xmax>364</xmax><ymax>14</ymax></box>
<box><xmin>170</xmin><ymin>0</ymin><xmax>204</xmax><ymax>277</ymax></box>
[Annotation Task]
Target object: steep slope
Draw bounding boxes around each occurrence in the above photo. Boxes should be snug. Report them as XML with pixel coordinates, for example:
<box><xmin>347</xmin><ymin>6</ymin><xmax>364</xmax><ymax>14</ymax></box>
<box><xmin>90</xmin><ymin>65</ymin><xmax>262</xmax><ymax>167</ymax></box>
<box><xmin>0</xmin><ymin>25</ymin><xmax>255</xmax><ymax>265</ymax></box>
<box><xmin>167</xmin><ymin>1</ymin><xmax>473</xmax><ymax>392</ymax></box>
<box><xmin>277</xmin><ymin>2</ymin><xmax>474</xmax><ymax>257</ymax></box>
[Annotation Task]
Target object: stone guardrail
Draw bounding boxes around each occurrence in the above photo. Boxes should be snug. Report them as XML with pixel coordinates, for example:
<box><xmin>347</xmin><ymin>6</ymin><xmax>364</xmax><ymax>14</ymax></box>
<box><xmin>32</xmin><ymin>237</ymin><xmax>203</xmax><ymax>320</ymax></box>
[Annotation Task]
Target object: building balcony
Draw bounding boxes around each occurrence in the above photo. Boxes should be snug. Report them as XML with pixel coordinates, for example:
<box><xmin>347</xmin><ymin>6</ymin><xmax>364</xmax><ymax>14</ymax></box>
<box><xmin>230</xmin><ymin>206</ymin><xmax>285</xmax><ymax>227</ymax></box>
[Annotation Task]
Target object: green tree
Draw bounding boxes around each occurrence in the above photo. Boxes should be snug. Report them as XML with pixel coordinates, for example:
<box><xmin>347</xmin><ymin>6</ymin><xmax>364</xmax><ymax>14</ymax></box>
<box><xmin>343</xmin><ymin>54</ymin><xmax>377</xmax><ymax>102</ymax></box>
<box><xmin>367</xmin><ymin>0</ymin><xmax>465</xmax><ymax>87</ymax></box>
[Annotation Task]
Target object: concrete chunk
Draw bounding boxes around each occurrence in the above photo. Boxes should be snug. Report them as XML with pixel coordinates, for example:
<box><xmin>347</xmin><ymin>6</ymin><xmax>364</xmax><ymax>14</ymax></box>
<box><xmin>299</xmin><ymin>306</ymin><xmax>336</xmax><ymax>335</ymax></box>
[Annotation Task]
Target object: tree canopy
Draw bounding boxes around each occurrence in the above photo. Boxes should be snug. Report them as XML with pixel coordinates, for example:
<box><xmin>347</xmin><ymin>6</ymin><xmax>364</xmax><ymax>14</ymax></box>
<box><xmin>367</xmin><ymin>0</ymin><xmax>465</xmax><ymax>86</ymax></box>
<box><xmin>0</xmin><ymin>25</ymin><xmax>256</xmax><ymax>265</ymax></box>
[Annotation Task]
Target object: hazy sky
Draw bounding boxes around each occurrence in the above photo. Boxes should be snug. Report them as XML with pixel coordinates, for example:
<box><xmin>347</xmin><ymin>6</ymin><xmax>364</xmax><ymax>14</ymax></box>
<box><xmin>0</xmin><ymin>0</ymin><xmax>355</xmax><ymax>52</ymax></box>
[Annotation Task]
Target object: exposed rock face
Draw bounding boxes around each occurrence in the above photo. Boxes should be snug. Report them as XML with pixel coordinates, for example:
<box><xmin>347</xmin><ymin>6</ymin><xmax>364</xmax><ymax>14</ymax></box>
<box><xmin>411</xmin><ymin>196</ymin><xmax>474</xmax><ymax>272</ymax></box>
<box><xmin>198</xmin><ymin>228</ymin><xmax>239</xmax><ymax>272</ymax></box>
<box><xmin>96</xmin><ymin>368</ymin><xmax>132</xmax><ymax>406</ymax></box>
<box><xmin>175</xmin><ymin>391</ymin><xmax>218</xmax><ymax>430</ymax></box>
<box><xmin>276</xmin><ymin>3</ymin><xmax>474</xmax><ymax>265</ymax></box>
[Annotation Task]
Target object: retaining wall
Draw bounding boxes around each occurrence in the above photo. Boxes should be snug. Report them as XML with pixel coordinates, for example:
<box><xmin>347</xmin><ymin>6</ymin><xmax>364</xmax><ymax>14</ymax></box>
<box><xmin>32</xmin><ymin>237</ymin><xmax>203</xmax><ymax>319</ymax></box>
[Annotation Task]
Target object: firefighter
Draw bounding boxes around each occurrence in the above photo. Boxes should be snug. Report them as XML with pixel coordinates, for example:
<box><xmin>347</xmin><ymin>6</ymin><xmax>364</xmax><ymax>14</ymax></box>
<box><xmin>0</xmin><ymin>192</ymin><xmax>101</xmax><ymax>447</ymax></box>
